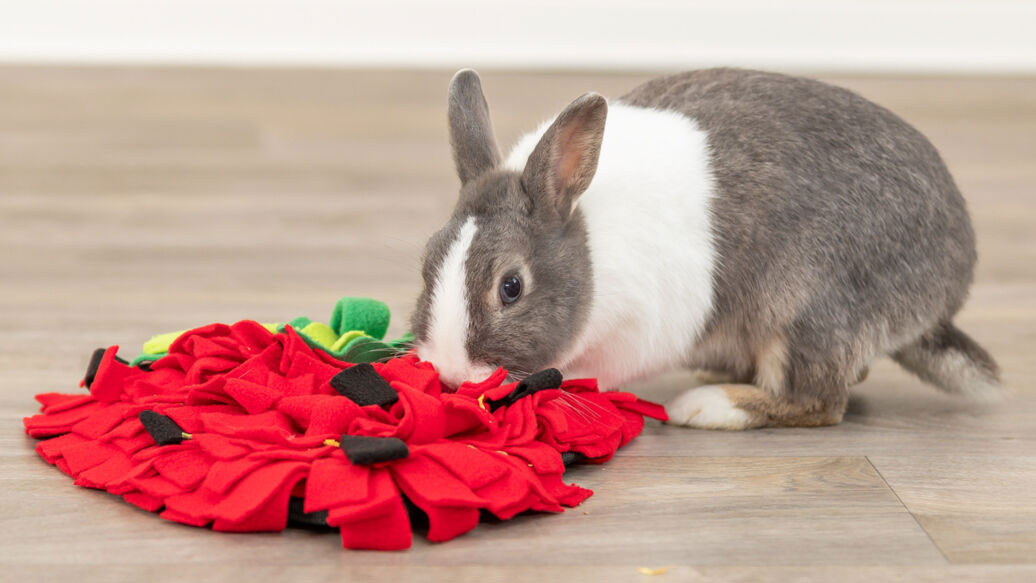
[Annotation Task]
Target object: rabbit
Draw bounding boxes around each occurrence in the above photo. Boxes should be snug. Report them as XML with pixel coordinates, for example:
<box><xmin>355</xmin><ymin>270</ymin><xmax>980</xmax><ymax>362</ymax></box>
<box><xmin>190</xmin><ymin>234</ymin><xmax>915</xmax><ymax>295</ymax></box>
<box><xmin>409</xmin><ymin>68</ymin><xmax>1001</xmax><ymax>429</ymax></box>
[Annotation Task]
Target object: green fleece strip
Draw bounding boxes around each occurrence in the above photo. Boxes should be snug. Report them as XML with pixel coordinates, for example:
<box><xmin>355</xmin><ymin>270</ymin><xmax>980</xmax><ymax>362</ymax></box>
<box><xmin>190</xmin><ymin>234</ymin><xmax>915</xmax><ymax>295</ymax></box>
<box><xmin>329</xmin><ymin>297</ymin><xmax>391</xmax><ymax>340</ymax></box>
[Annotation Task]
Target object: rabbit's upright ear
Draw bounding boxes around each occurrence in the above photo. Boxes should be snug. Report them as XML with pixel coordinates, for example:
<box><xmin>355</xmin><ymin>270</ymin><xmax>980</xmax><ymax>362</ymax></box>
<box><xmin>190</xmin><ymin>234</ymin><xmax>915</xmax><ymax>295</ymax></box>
<box><xmin>522</xmin><ymin>93</ymin><xmax>607</xmax><ymax>221</ymax></box>
<box><xmin>448</xmin><ymin>69</ymin><xmax>502</xmax><ymax>185</ymax></box>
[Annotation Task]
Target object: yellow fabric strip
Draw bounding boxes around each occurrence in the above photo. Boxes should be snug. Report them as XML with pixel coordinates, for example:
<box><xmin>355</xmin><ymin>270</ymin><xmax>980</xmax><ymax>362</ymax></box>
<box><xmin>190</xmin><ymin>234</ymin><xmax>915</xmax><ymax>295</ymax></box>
<box><xmin>298</xmin><ymin>322</ymin><xmax>339</xmax><ymax>349</ymax></box>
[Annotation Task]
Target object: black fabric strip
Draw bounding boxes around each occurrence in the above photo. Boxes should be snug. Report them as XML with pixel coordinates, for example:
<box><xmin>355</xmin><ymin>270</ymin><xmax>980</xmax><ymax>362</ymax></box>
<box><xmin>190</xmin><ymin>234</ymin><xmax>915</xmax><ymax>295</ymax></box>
<box><xmin>330</xmin><ymin>363</ymin><xmax>399</xmax><ymax>407</ymax></box>
<box><xmin>487</xmin><ymin>368</ymin><xmax>564</xmax><ymax>412</ymax></box>
<box><xmin>138</xmin><ymin>410</ymin><xmax>186</xmax><ymax>445</ymax></box>
<box><xmin>286</xmin><ymin>497</ymin><xmax>331</xmax><ymax>529</ymax></box>
<box><xmin>83</xmin><ymin>348</ymin><xmax>107</xmax><ymax>388</ymax></box>
<box><xmin>339</xmin><ymin>435</ymin><xmax>409</xmax><ymax>465</ymax></box>
<box><xmin>561</xmin><ymin>451</ymin><xmax>586</xmax><ymax>466</ymax></box>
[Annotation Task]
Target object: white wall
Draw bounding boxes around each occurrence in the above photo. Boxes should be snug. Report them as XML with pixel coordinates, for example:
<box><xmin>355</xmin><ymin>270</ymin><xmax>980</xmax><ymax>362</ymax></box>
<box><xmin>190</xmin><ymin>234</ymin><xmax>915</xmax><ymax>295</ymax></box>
<box><xmin>1</xmin><ymin>0</ymin><xmax>1034</xmax><ymax>73</ymax></box>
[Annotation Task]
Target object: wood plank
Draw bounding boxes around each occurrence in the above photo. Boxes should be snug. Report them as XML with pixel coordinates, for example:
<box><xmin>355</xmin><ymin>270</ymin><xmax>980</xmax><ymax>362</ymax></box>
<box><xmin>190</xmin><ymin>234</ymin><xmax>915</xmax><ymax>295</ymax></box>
<box><xmin>0</xmin><ymin>456</ymin><xmax>943</xmax><ymax>567</ymax></box>
<box><xmin>869</xmin><ymin>456</ymin><xmax>1036</xmax><ymax>563</ymax></box>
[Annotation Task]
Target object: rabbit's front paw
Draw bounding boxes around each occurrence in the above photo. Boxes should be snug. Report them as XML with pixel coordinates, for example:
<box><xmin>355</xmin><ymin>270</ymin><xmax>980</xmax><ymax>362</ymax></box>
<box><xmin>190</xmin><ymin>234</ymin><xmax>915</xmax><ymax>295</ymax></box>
<box><xmin>665</xmin><ymin>385</ymin><xmax>752</xmax><ymax>430</ymax></box>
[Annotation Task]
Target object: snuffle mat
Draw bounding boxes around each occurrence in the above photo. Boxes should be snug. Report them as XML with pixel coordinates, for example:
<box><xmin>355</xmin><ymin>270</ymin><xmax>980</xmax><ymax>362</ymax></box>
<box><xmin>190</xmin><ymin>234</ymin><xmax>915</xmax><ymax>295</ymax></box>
<box><xmin>24</xmin><ymin>297</ymin><xmax>666</xmax><ymax>550</ymax></box>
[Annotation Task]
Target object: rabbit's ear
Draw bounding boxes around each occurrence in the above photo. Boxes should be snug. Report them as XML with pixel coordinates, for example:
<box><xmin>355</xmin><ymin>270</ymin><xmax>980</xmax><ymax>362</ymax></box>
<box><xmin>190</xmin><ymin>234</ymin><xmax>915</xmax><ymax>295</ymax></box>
<box><xmin>522</xmin><ymin>93</ymin><xmax>607</xmax><ymax>221</ymax></box>
<box><xmin>448</xmin><ymin>69</ymin><xmax>502</xmax><ymax>185</ymax></box>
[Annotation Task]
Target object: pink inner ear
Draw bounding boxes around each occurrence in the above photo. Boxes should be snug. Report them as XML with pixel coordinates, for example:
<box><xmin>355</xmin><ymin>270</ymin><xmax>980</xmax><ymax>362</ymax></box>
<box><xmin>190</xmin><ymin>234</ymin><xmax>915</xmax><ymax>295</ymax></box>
<box><xmin>554</xmin><ymin>116</ymin><xmax>592</xmax><ymax>194</ymax></box>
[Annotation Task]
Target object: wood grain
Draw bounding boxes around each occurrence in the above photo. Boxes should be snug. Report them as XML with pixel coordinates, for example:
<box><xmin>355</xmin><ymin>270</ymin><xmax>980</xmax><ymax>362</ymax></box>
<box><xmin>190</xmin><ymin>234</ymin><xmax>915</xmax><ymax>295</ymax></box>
<box><xmin>1</xmin><ymin>66</ymin><xmax>1034</xmax><ymax>581</ymax></box>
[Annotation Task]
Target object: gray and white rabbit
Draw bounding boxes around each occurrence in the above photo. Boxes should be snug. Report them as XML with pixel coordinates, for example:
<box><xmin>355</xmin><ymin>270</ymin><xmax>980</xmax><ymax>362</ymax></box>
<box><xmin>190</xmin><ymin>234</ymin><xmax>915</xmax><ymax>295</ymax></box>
<box><xmin>410</xmin><ymin>68</ymin><xmax>1001</xmax><ymax>429</ymax></box>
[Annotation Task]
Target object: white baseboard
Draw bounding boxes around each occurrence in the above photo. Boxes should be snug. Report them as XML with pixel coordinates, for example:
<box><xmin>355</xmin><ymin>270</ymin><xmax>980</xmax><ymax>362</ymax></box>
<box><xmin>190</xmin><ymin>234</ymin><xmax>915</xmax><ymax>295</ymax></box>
<box><xmin>1</xmin><ymin>0</ymin><xmax>1034</xmax><ymax>73</ymax></box>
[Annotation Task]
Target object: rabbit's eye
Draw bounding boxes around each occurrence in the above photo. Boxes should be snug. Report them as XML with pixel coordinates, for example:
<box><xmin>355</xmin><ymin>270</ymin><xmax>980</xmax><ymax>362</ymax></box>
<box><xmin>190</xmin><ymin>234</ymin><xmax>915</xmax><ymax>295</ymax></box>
<box><xmin>499</xmin><ymin>275</ymin><xmax>522</xmax><ymax>305</ymax></box>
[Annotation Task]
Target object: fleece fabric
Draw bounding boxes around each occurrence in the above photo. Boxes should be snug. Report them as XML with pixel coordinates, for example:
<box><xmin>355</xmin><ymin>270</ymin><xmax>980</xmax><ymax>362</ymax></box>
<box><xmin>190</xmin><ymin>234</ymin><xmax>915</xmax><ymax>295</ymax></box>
<box><xmin>24</xmin><ymin>297</ymin><xmax>667</xmax><ymax>550</ymax></box>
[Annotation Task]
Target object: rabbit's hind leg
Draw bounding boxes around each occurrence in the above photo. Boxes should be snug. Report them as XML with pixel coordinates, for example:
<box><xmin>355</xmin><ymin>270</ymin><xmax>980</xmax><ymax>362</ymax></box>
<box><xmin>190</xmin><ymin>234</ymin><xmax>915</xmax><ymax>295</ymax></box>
<box><xmin>665</xmin><ymin>383</ymin><xmax>847</xmax><ymax>429</ymax></box>
<box><xmin>668</xmin><ymin>336</ymin><xmax>851</xmax><ymax>429</ymax></box>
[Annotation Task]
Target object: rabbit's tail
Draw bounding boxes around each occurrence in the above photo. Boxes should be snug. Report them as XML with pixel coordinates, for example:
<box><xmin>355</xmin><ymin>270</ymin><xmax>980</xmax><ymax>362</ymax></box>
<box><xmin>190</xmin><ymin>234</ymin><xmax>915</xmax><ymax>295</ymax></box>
<box><xmin>892</xmin><ymin>321</ymin><xmax>1003</xmax><ymax>402</ymax></box>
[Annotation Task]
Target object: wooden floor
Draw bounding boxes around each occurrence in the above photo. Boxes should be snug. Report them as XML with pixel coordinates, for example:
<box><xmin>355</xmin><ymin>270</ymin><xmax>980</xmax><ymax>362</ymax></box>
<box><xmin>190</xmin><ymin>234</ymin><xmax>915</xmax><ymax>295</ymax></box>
<box><xmin>1</xmin><ymin>66</ymin><xmax>1034</xmax><ymax>582</ymax></box>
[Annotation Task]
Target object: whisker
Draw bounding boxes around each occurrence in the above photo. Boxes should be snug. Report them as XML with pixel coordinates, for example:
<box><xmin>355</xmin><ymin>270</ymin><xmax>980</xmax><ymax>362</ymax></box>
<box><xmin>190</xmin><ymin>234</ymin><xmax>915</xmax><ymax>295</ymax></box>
<box><xmin>555</xmin><ymin>397</ymin><xmax>593</xmax><ymax>423</ymax></box>
<box><xmin>560</xmin><ymin>392</ymin><xmax>603</xmax><ymax>420</ymax></box>
<box><xmin>361</xmin><ymin>348</ymin><xmax>403</xmax><ymax>354</ymax></box>
<box><xmin>353</xmin><ymin>351</ymin><xmax>395</xmax><ymax>357</ymax></box>
<box><xmin>571</xmin><ymin>393</ymin><xmax>610</xmax><ymax>412</ymax></box>
<box><xmin>503</xmin><ymin>368</ymin><xmax>533</xmax><ymax>382</ymax></box>
<box><xmin>567</xmin><ymin>398</ymin><xmax>600</xmax><ymax>422</ymax></box>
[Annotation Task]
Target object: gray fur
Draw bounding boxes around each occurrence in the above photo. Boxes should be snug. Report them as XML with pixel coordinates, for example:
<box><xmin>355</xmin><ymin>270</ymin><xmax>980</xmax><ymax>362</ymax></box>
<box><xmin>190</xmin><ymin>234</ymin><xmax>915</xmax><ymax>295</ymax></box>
<box><xmin>448</xmin><ymin>69</ymin><xmax>502</xmax><ymax>185</ymax></box>
<box><xmin>892</xmin><ymin>321</ymin><xmax>1001</xmax><ymax>400</ymax></box>
<box><xmin>621</xmin><ymin>68</ymin><xmax>999</xmax><ymax>410</ymax></box>
<box><xmin>412</xmin><ymin>73</ymin><xmax>593</xmax><ymax>377</ymax></box>
<box><xmin>415</xmin><ymin>68</ymin><xmax>1000</xmax><ymax>416</ymax></box>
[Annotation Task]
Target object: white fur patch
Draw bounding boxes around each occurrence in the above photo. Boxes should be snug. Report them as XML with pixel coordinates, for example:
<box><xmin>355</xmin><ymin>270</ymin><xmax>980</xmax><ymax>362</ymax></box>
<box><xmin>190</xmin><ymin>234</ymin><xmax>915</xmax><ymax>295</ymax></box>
<box><xmin>928</xmin><ymin>350</ymin><xmax>1005</xmax><ymax>404</ymax></box>
<box><xmin>665</xmin><ymin>386</ymin><xmax>751</xmax><ymax>430</ymax></box>
<box><xmin>419</xmin><ymin>216</ymin><xmax>478</xmax><ymax>387</ymax></box>
<box><xmin>505</xmin><ymin>101</ymin><xmax>718</xmax><ymax>389</ymax></box>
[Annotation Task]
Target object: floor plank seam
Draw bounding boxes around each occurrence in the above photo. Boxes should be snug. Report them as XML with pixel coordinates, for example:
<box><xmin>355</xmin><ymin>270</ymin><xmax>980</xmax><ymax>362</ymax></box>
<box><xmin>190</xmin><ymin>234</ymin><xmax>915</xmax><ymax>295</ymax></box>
<box><xmin>866</xmin><ymin>455</ymin><xmax>952</xmax><ymax>564</ymax></box>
